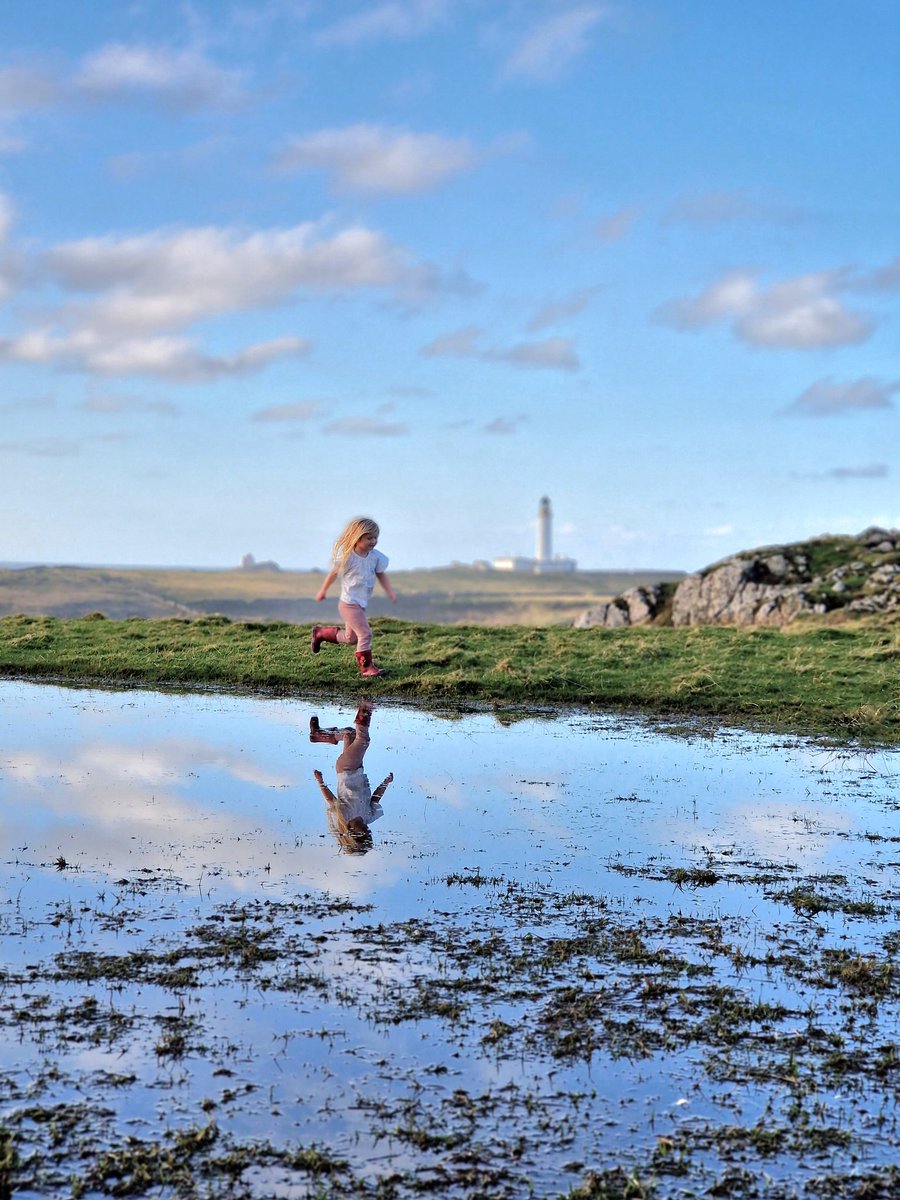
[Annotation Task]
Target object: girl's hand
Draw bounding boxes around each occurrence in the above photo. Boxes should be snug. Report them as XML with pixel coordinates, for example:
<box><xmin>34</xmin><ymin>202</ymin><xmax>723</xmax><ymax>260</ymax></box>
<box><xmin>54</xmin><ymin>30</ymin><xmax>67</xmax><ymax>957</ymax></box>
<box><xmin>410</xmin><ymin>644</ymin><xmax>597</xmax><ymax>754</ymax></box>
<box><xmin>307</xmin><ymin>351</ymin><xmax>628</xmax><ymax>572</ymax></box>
<box><xmin>315</xmin><ymin>590</ymin><xmax>327</xmax><ymax>602</ymax></box>
<box><xmin>314</xmin><ymin>770</ymin><xmax>324</xmax><ymax>782</ymax></box>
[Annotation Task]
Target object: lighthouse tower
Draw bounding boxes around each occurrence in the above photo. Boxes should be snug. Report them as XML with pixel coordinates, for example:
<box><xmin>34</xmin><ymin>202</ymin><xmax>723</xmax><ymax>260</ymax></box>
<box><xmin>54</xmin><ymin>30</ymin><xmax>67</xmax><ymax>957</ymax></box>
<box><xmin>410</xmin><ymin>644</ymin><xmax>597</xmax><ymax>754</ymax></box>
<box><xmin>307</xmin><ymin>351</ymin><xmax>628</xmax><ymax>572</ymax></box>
<box><xmin>491</xmin><ymin>496</ymin><xmax>576</xmax><ymax>573</ymax></box>
<box><xmin>536</xmin><ymin>495</ymin><xmax>552</xmax><ymax>563</ymax></box>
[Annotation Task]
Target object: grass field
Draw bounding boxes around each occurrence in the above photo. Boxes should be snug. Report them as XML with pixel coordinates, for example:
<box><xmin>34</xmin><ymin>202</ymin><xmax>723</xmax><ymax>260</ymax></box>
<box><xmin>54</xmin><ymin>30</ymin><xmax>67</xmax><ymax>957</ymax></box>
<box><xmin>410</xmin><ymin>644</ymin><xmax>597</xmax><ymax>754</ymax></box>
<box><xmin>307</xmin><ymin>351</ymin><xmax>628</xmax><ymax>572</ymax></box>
<box><xmin>1</xmin><ymin>612</ymin><xmax>897</xmax><ymax>743</ymax></box>
<box><xmin>0</xmin><ymin>564</ymin><xmax>684</xmax><ymax>626</ymax></box>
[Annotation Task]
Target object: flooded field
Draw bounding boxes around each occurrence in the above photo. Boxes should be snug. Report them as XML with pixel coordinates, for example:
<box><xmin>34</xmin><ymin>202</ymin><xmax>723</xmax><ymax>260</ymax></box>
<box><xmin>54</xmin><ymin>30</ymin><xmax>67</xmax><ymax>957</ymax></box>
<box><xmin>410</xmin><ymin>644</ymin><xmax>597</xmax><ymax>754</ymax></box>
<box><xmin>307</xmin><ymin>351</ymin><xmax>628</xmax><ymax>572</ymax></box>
<box><xmin>0</xmin><ymin>680</ymin><xmax>898</xmax><ymax>1199</ymax></box>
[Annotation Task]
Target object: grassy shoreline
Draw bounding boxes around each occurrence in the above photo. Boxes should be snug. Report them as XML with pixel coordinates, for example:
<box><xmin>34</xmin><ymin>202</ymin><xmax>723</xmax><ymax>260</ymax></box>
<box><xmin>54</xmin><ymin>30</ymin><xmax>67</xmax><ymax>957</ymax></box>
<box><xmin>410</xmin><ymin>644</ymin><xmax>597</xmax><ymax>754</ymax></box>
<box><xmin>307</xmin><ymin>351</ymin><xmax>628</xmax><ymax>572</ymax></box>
<box><xmin>1</xmin><ymin>612</ymin><xmax>898</xmax><ymax>743</ymax></box>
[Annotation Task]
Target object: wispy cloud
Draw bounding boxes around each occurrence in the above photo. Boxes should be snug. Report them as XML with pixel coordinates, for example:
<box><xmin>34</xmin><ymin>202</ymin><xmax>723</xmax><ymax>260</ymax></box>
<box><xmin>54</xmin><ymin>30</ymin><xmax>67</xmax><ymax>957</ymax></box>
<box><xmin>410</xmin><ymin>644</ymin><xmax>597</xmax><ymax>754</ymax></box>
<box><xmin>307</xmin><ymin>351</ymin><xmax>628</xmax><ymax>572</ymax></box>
<box><xmin>0</xmin><ymin>192</ymin><xmax>21</xmax><ymax>300</ymax></box>
<box><xmin>783</xmin><ymin>376</ymin><xmax>899</xmax><ymax>417</ymax></box>
<box><xmin>594</xmin><ymin>205</ymin><xmax>638</xmax><ymax>244</ymax></box>
<box><xmin>825</xmin><ymin>463</ymin><xmax>889</xmax><ymax>479</ymax></box>
<box><xmin>321</xmin><ymin>415</ymin><xmax>409</xmax><ymax>436</ymax></box>
<box><xmin>422</xmin><ymin>326</ymin><xmax>580</xmax><ymax>370</ymax></box>
<box><xmin>73</xmin><ymin>43</ymin><xmax>246</xmax><ymax>112</ymax></box>
<box><xmin>82</xmin><ymin>392</ymin><xmax>180</xmax><ymax>416</ymax></box>
<box><xmin>501</xmin><ymin>5</ymin><xmax>608</xmax><ymax>83</ymax></box>
<box><xmin>0</xmin><ymin>436</ymin><xmax>81</xmax><ymax>457</ymax></box>
<box><xmin>315</xmin><ymin>0</ymin><xmax>452</xmax><ymax>46</ymax></box>
<box><xmin>0</xmin><ymin>61</ymin><xmax>61</xmax><ymax>121</ymax></box>
<box><xmin>252</xmin><ymin>400</ymin><xmax>322</xmax><ymax>422</ymax></box>
<box><xmin>527</xmin><ymin>285</ymin><xmax>600</xmax><ymax>331</ymax></box>
<box><xmin>792</xmin><ymin>462</ymin><xmax>890</xmax><ymax>481</ymax></box>
<box><xmin>657</xmin><ymin>268</ymin><xmax>874</xmax><ymax>349</ymax></box>
<box><xmin>276</xmin><ymin>124</ymin><xmax>479</xmax><ymax>194</ymax></box>
<box><xmin>664</xmin><ymin>188</ymin><xmax>804</xmax><ymax>228</ymax></box>
<box><xmin>484</xmin><ymin>415</ymin><xmax>527</xmax><ymax>434</ymax></box>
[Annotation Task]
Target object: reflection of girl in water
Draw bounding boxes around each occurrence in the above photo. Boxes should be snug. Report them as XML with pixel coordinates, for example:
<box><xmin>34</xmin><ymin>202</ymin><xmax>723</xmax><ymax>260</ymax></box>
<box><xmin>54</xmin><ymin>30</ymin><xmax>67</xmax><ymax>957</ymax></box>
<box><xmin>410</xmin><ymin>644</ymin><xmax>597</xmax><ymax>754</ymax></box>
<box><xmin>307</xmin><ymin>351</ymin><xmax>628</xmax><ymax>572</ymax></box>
<box><xmin>310</xmin><ymin>702</ymin><xmax>393</xmax><ymax>855</ymax></box>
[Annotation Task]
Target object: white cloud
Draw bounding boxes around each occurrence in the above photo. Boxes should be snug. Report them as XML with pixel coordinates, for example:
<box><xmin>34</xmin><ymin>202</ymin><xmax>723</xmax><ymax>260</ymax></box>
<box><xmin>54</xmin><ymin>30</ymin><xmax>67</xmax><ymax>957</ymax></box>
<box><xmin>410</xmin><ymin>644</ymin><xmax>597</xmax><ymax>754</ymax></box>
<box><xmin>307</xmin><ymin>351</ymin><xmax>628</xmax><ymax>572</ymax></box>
<box><xmin>45</xmin><ymin>222</ymin><xmax>436</xmax><ymax>333</ymax></box>
<box><xmin>276</xmin><ymin>124</ymin><xmax>478</xmax><ymax>194</ymax></box>
<box><xmin>658</xmin><ymin>269</ymin><xmax>874</xmax><ymax>349</ymax></box>
<box><xmin>315</xmin><ymin>0</ymin><xmax>451</xmax><ymax>46</ymax></box>
<box><xmin>0</xmin><ymin>329</ymin><xmax>309</xmax><ymax>382</ymax></box>
<box><xmin>501</xmin><ymin>5</ymin><xmax>608</xmax><ymax>83</ymax></box>
<box><xmin>422</xmin><ymin>326</ymin><xmax>580</xmax><ymax>371</ymax></box>
<box><xmin>73</xmin><ymin>43</ymin><xmax>245</xmax><ymax>111</ymax></box>
<box><xmin>784</xmin><ymin>377</ymin><xmax>899</xmax><ymax>417</ymax></box>
<box><xmin>1</xmin><ymin>217</ymin><xmax>458</xmax><ymax>379</ymax></box>
<box><xmin>527</xmin><ymin>285</ymin><xmax>601</xmax><ymax>331</ymax></box>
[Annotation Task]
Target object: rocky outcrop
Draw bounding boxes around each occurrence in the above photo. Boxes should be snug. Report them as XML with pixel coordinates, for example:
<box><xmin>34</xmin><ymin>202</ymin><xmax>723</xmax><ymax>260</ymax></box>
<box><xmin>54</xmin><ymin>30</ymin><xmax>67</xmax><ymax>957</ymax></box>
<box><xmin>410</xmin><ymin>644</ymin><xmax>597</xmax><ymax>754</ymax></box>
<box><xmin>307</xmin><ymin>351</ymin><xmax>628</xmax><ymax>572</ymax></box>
<box><xmin>574</xmin><ymin>584</ymin><xmax>672</xmax><ymax>629</ymax></box>
<box><xmin>671</xmin><ymin>554</ymin><xmax>816</xmax><ymax>626</ymax></box>
<box><xmin>575</xmin><ymin>527</ymin><xmax>900</xmax><ymax>629</ymax></box>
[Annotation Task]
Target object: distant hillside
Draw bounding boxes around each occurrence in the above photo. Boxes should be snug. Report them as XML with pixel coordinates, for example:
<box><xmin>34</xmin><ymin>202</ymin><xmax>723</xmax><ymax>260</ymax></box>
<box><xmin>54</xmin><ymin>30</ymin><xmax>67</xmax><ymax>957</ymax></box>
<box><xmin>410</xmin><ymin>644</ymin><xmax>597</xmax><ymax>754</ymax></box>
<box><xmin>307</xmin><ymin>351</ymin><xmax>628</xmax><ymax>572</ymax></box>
<box><xmin>0</xmin><ymin>564</ymin><xmax>685</xmax><ymax>627</ymax></box>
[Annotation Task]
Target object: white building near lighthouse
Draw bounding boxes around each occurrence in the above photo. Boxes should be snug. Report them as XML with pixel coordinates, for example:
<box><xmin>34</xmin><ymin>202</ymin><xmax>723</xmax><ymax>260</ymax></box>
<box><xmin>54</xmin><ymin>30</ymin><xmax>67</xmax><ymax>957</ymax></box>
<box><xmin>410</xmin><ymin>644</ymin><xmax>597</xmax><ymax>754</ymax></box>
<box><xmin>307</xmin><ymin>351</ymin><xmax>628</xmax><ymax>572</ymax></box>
<box><xmin>492</xmin><ymin>496</ymin><xmax>577</xmax><ymax>574</ymax></box>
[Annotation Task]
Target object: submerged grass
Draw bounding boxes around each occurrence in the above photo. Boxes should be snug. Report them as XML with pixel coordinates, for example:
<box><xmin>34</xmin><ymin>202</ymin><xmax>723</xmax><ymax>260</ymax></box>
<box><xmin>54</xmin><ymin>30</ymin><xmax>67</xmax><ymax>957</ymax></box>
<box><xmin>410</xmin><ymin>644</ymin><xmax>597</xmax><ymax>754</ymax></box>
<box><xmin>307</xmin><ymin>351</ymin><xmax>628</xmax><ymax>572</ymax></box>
<box><xmin>0</xmin><ymin>613</ymin><xmax>898</xmax><ymax>742</ymax></box>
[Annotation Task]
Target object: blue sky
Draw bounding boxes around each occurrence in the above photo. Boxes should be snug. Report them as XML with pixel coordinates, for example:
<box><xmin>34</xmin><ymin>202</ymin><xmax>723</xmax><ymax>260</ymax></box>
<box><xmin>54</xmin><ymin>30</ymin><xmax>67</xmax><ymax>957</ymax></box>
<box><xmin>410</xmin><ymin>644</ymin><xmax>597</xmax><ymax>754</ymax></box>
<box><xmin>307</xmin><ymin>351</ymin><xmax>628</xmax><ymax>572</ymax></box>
<box><xmin>1</xmin><ymin>0</ymin><xmax>897</xmax><ymax>571</ymax></box>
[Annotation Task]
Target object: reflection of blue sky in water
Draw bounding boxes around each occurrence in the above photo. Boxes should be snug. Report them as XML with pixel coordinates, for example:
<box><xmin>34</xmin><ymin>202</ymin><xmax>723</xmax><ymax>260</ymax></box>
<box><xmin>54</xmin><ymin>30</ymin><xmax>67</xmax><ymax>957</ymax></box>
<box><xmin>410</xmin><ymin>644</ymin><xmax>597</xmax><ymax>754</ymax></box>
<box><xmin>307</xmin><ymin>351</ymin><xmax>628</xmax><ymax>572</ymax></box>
<box><xmin>1</xmin><ymin>680</ymin><xmax>899</xmax><ymax>1188</ymax></box>
<box><xmin>1</xmin><ymin>682</ymin><xmax>898</xmax><ymax>919</ymax></box>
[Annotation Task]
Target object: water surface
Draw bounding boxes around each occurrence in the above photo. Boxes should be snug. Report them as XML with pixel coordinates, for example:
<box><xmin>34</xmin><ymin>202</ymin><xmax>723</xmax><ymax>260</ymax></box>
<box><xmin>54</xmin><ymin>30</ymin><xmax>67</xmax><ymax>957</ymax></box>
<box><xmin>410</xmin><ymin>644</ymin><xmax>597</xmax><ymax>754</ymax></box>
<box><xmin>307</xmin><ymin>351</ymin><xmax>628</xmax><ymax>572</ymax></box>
<box><xmin>1</xmin><ymin>681</ymin><xmax>897</xmax><ymax>1198</ymax></box>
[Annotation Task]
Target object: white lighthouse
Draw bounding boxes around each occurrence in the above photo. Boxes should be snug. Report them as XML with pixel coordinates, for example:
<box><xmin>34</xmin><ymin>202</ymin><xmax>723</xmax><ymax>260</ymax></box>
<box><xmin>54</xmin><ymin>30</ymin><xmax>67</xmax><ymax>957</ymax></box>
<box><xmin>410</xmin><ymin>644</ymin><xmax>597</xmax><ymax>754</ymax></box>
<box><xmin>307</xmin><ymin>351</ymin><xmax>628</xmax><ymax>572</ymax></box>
<box><xmin>536</xmin><ymin>495</ymin><xmax>552</xmax><ymax>563</ymax></box>
<box><xmin>491</xmin><ymin>496</ymin><xmax>577</xmax><ymax>574</ymax></box>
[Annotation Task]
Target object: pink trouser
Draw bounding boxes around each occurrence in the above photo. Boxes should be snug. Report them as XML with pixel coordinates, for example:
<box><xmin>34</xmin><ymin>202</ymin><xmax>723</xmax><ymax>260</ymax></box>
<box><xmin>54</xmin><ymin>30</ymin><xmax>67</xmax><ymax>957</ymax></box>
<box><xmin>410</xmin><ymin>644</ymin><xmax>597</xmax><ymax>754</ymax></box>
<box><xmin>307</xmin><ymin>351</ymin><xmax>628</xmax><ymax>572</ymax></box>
<box><xmin>336</xmin><ymin>723</ymin><xmax>370</xmax><ymax>772</ymax></box>
<box><xmin>336</xmin><ymin>601</ymin><xmax>372</xmax><ymax>653</ymax></box>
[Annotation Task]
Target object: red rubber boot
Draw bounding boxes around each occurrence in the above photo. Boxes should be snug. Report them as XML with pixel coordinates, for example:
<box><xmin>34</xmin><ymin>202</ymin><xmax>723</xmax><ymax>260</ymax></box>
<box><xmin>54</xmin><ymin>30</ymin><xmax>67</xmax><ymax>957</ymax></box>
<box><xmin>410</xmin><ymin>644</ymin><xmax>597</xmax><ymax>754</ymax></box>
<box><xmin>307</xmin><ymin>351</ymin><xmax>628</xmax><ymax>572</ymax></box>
<box><xmin>309</xmin><ymin>716</ymin><xmax>341</xmax><ymax>744</ymax></box>
<box><xmin>311</xmin><ymin>625</ymin><xmax>340</xmax><ymax>654</ymax></box>
<box><xmin>355</xmin><ymin>650</ymin><xmax>385</xmax><ymax>678</ymax></box>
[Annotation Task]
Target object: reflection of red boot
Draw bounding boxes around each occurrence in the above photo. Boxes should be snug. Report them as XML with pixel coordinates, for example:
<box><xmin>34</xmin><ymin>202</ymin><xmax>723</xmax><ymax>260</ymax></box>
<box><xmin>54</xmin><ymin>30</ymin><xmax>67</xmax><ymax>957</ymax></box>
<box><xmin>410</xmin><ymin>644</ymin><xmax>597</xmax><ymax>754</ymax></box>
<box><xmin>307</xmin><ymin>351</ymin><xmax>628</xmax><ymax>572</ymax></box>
<box><xmin>355</xmin><ymin>650</ymin><xmax>385</xmax><ymax>678</ymax></box>
<box><xmin>354</xmin><ymin>702</ymin><xmax>373</xmax><ymax>726</ymax></box>
<box><xmin>309</xmin><ymin>716</ymin><xmax>340</xmax><ymax>744</ymax></box>
<box><xmin>311</xmin><ymin>625</ymin><xmax>340</xmax><ymax>654</ymax></box>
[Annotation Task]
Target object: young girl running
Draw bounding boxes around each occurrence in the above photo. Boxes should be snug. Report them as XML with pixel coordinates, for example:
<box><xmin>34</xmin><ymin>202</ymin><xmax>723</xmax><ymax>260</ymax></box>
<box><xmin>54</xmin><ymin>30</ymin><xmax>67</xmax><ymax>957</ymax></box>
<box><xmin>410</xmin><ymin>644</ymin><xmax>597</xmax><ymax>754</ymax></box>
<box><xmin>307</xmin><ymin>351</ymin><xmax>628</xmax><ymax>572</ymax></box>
<box><xmin>311</xmin><ymin>516</ymin><xmax>396</xmax><ymax>677</ymax></box>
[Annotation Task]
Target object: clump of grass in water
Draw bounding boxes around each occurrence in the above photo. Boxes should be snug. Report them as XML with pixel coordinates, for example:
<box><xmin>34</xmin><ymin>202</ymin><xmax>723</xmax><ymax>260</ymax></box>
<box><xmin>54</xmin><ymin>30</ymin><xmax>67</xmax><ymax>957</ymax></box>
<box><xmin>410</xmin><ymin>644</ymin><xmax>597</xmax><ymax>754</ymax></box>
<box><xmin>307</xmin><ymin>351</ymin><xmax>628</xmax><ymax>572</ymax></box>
<box><xmin>665</xmin><ymin>866</ymin><xmax>720</xmax><ymax>888</ymax></box>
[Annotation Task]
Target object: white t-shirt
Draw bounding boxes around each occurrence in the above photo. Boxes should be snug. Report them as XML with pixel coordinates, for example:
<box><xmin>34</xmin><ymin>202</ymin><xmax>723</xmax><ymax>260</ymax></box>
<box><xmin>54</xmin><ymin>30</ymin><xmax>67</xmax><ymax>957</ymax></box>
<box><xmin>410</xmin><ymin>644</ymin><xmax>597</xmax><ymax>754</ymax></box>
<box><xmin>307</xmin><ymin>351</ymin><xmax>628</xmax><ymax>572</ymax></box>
<box><xmin>335</xmin><ymin>768</ymin><xmax>384</xmax><ymax>823</ymax></box>
<box><xmin>339</xmin><ymin>548</ymin><xmax>388</xmax><ymax>607</ymax></box>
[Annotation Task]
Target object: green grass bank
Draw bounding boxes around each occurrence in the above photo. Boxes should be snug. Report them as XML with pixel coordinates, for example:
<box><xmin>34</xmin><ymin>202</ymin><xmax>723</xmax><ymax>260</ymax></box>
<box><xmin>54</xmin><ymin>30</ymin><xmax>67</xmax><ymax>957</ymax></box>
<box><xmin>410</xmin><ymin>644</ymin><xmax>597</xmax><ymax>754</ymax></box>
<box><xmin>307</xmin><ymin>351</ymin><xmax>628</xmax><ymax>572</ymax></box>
<box><xmin>2</xmin><ymin>613</ymin><xmax>898</xmax><ymax>744</ymax></box>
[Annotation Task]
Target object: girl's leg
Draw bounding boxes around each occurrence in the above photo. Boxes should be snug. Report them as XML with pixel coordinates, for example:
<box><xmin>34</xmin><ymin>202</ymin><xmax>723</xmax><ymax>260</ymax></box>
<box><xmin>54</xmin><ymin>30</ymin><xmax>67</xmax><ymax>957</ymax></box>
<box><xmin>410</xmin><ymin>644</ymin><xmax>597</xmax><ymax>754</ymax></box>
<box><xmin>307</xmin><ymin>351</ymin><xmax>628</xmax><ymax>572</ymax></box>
<box><xmin>337</xmin><ymin>602</ymin><xmax>372</xmax><ymax>652</ymax></box>
<box><xmin>335</xmin><ymin>724</ymin><xmax>370</xmax><ymax>772</ymax></box>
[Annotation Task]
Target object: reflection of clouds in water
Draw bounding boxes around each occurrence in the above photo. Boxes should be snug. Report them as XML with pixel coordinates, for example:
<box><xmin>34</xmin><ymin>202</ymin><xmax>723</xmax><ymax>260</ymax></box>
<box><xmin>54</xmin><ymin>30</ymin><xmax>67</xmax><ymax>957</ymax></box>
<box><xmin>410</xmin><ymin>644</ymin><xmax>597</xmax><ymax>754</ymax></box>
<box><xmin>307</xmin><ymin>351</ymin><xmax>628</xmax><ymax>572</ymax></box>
<box><xmin>662</xmin><ymin>796</ymin><xmax>862</xmax><ymax>874</ymax></box>
<box><xmin>409</xmin><ymin>776</ymin><xmax>468</xmax><ymax>810</ymax></box>
<box><xmin>7</xmin><ymin>739</ymin><xmax>292</xmax><ymax>791</ymax></box>
<box><xmin>0</xmin><ymin>729</ymin><xmax>409</xmax><ymax>904</ymax></box>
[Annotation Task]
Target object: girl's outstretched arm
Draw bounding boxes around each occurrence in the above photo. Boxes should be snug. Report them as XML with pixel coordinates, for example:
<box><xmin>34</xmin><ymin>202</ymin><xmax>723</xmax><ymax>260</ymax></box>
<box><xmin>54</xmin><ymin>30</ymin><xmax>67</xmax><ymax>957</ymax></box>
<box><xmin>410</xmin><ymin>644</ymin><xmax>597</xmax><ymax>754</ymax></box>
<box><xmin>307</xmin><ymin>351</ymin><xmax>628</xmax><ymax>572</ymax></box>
<box><xmin>315</xmin><ymin>568</ymin><xmax>339</xmax><ymax>602</ymax></box>
<box><xmin>313</xmin><ymin>769</ymin><xmax>337</xmax><ymax>804</ymax></box>
<box><xmin>376</xmin><ymin>571</ymin><xmax>396</xmax><ymax>602</ymax></box>
<box><xmin>372</xmin><ymin>772</ymin><xmax>394</xmax><ymax>804</ymax></box>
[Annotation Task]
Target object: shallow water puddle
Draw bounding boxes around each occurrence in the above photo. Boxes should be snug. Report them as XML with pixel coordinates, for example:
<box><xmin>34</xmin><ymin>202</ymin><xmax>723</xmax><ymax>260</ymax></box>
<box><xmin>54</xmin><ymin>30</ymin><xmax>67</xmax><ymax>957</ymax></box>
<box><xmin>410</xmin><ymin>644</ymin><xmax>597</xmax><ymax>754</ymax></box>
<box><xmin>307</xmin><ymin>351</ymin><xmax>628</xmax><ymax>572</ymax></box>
<box><xmin>0</xmin><ymin>680</ymin><xmax>898</xmax><ymax>1198</ymax></box>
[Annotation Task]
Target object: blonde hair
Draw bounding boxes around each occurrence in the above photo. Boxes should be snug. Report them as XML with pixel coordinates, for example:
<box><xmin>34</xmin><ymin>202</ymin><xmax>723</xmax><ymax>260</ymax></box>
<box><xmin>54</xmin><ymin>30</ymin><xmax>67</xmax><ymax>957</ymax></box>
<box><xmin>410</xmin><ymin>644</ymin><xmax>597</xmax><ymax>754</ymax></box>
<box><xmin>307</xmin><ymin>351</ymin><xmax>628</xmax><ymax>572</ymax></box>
<box><xmin>325</xmin><ymin>802</ymin><xmax>373</xmax><ymax>855</ymax></box>
<box><xmin>332</xmin><ymin>516</ymin><xmax>380</xmax><ymax>570</ymax></box>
